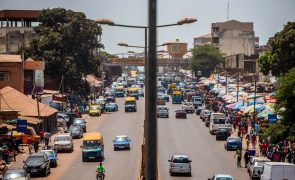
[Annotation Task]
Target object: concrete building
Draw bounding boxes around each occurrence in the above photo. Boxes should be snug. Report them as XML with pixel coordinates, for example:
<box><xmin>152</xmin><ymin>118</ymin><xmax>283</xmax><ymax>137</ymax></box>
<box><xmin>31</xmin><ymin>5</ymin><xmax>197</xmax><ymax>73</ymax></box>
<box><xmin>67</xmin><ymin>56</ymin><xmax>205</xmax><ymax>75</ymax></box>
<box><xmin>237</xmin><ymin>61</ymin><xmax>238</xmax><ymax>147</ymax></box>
<box><xmin>211</xmin><ymin>20</ymin><xmax>259</xmax><ymax>56</ymax></box>
<box><xmin>0</xmin><ymin>54</ymin><xmax>24</xmax><ymax>92</ymax></box>
<box><xmin>0</xmin><ymin>10</ymin><xmax>40</xmax><ymax>54</ymax></box>
<box><xmin>193</xmin><ymin>33</ymin><xmax>212</xmax><ymax>47</ymax></box>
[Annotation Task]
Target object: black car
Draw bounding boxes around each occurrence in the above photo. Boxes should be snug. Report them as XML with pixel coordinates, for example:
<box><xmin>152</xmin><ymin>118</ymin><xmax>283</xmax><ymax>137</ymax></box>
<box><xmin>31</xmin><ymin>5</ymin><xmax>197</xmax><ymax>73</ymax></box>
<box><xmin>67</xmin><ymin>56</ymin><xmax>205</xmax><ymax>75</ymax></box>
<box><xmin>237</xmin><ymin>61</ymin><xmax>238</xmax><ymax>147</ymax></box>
<box><xmin>196</xmin><ymin>106</ymin><xmax>205</xmax><ymax>115</ymax></box>
<box><xmin>216</xmin><ymin>127</ymin><xmax>231</xmax><ymax>140</ymax></box>
<box><xmin>23</xmin><ymin>153</ymin><xmax>50</xmax><ymax>176</ymax></box>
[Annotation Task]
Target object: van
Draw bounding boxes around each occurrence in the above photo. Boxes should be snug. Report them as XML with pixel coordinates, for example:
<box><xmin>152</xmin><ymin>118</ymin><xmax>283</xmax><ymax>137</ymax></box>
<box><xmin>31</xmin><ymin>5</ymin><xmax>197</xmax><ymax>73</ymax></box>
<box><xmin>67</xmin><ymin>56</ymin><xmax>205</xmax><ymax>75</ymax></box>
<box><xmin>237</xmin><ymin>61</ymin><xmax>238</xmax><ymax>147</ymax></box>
<box><xmin>125</xmin><ymin>97</ymin><xmax>137</xmax><ymax>112</ymax></box>
<box><xmin>260</xmin><ymin>162</ymin><xmax>295</xmax><ymax>180</ymax></box>
<box><xmin>209</xmin><ymin>113</ymin><xmax>226</xmax><ymax>134</ymax></box>
<box><xmin>81</xmin><ymin>133</ymin><xmax>104</xmax><ymax>162</ymax></box>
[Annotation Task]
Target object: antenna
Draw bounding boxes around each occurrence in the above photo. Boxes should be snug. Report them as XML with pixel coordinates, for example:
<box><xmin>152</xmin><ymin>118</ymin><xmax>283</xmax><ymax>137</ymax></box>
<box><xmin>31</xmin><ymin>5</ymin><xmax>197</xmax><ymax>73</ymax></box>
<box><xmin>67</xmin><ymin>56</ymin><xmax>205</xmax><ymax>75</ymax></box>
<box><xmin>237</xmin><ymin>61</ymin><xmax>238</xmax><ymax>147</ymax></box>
<box><xmin>227</xmin><ymin>1</ymin><xmax>230</xmax><ymax>21</ymax></box>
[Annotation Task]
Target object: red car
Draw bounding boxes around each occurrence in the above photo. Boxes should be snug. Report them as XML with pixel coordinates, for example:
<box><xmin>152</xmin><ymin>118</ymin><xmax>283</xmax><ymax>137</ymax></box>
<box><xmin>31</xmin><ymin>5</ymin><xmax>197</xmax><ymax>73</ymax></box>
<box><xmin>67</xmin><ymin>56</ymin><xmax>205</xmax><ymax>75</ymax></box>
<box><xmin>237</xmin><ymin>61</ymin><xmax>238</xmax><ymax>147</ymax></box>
<box><xmin>175</xmin><ymin>109</ymin><xmax>187</xmax><ymax>119</ymax></box>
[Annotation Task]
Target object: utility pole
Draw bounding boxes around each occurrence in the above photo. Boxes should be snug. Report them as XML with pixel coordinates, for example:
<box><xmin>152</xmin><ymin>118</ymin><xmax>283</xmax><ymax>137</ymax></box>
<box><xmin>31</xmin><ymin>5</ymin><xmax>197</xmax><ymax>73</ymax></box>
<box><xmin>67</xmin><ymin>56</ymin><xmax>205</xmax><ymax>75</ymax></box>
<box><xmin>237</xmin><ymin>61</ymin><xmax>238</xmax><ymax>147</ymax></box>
<box><xmin>253</xmin><ymin>77</ymin><xmax>257</xmax><ymax>121</ymax></box>
<box><xmin>236</xmin><ymin>70</ymin><xmax>239</xmax><ymax>102</ymax></box>
<box><xmin>225</xmin><ymin>70</ymin><xmax>228</xmax><ymax>94</ymax></box>
<box><xmin>35</xmin><ymin>82</ymin><xmax>40</xmax><ymax>121</ymax></box>
<box><xmin>60</xmin><ymin>75</ymin><xmax>64</xmax><ymax>111</ymax></box>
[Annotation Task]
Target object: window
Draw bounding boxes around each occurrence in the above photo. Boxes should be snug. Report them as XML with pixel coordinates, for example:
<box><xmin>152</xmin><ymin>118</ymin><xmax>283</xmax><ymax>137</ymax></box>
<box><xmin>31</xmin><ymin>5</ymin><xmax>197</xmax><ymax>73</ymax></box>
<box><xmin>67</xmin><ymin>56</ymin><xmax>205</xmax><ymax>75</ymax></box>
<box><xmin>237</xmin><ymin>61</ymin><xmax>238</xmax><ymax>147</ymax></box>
<box><xmin>0</xmin><ymin>72</ymin><xmax>9</xmax><ymax>81</ymax></box>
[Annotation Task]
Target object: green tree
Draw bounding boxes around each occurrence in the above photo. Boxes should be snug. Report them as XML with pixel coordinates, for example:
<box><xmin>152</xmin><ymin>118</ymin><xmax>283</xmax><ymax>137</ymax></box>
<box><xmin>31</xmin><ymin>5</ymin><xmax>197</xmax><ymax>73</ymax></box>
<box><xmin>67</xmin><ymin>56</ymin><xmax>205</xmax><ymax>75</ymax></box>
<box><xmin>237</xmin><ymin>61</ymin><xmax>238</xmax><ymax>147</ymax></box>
<box><xmin>258</xmin><ymin>22</ymin><xmax>295</xmax><ymax>76</ymax></box>
<box><xmin>260</xmin><ymin>67</ymin><xmax>295</xmax><ymax>142</ymax></box>
<box><xmin>189</xmin><ymin>45</ymin><xmax>224</xmax><ymax>77</ymax></box>
<box><xmin>24</xmin><ymin>8</ymin><xmax>102</xmax><ymax>95</ymax></box>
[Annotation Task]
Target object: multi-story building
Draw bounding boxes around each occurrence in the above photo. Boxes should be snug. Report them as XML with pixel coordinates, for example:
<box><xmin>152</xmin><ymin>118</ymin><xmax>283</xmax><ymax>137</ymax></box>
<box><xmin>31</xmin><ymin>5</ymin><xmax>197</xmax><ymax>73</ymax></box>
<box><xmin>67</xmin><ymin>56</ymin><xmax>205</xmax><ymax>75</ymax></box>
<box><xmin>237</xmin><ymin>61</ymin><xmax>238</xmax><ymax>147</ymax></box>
<box><xmin>193</xmin><ymin>33</ymin><xmax>212</xmax><ymax>47</ymax></box>
<box><xmin>0</xmin><ymin>10</ymin><xmax>40</xmax><ymax>54</ymax></box>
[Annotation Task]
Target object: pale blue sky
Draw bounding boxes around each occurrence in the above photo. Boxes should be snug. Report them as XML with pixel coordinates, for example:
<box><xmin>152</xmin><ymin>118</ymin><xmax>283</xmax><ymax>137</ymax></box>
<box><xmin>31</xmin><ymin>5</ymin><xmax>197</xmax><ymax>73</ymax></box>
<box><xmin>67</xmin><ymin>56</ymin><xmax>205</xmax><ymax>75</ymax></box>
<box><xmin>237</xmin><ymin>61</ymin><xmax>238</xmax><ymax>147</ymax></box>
<box><xmin>1</xmin><ymin>0</ymin><xmax>294</xmax><ymax>54</ymax></box>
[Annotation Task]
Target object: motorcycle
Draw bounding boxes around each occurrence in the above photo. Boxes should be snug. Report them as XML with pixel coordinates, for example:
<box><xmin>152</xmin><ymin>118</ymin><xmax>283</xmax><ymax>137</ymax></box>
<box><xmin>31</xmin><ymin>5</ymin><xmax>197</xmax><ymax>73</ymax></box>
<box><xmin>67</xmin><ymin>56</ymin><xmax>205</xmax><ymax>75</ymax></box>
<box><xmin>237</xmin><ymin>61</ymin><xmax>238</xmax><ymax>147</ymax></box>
<box><xmin>96</xmin><ymin>171</ymin><xmax>105</xmax><ymax>180</ymax></box>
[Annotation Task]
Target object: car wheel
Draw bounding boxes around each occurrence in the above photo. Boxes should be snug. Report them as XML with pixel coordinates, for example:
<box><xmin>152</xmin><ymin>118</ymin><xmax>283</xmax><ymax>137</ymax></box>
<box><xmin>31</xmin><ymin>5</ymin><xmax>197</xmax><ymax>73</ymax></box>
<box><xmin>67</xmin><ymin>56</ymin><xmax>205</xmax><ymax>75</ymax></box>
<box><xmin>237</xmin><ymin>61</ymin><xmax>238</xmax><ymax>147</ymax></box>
<box><xmin>114</xmin><ymin>147</ymin><xmax>117</xmax><ymax>151</ymax></box>
<box><xmin>188</xmin><ymin>172</ymin><xmax>192</xmax><ymax>177</ymax></box>
<box><xmin>170</xmin><ymin>172</ymin><xmax>174</xmax><ymax>176</ymax></box>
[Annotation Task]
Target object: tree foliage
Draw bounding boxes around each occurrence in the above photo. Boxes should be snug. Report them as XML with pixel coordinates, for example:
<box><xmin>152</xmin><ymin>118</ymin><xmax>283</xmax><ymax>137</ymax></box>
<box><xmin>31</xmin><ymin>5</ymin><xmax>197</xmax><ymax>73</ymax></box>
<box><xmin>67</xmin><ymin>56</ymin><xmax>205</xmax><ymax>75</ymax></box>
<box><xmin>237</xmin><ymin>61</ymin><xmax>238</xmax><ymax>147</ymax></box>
<box><xmin>189</xmin><ymin>45</ymin><xmax>224</xmax><ymax>77</ymax></box>
<box><xmin>260</xmin><ymin>67</ymin><xmax>295</xmax><ymax>143</ymax></box>
<box><xmin>258</xmin><ymin>22</ymin><xmax>295</xmax><ymax>76</ymax></box>
<box><xmin>24</xmin><ymin>8</ymin><xmax>102</xmax><ymax>95</ymax></box>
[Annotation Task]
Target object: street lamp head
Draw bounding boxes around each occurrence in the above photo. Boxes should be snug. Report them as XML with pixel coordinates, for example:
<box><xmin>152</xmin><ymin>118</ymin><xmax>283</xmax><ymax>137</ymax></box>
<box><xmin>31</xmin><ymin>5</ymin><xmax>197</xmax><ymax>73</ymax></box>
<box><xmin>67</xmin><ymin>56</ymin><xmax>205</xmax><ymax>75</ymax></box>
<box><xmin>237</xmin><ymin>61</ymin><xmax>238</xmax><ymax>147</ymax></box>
<box><xmin>117</xmin><ymin>42</ymin><xmax>129</xmax><ymax>47</ymax></box>
<box><xmin>95</xmin><ymin>18</ymin><xmax>115</xmax><ymax>25</ymax></box>
<box><xmin>177</xmin><ymin>17</ymin><xmax>197</xmax><ymax>25</ymax></box>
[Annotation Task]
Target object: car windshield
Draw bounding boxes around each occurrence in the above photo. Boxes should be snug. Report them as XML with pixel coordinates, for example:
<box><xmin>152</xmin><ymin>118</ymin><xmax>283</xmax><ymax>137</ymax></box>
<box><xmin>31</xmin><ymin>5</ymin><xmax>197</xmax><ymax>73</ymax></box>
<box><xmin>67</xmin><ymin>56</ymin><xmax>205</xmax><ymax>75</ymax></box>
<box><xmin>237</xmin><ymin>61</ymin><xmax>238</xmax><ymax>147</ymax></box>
<box><xmin>3</xmin><ymin>171</ymin><xmax>25</xmax><ymax>180</ymax></box>
<box><xmin>106</xmin><ymin>103</ymin><xmax>115</xmax><ymax>107</ymax></box>
<box><xmin>228</xmin><ymin>138</ymin><xmax>240</xmax><ymax>142</ymax></box>
<box><xmin>216</xmin><ymin>177</ymin><xmax>233</xmax><ymax>180</ymax></box>
<box><xmin>125</xmin><ymin>101</ymin><xmax>135</xmax><ymax>105</ymax></box>
<box><xmin>43</xmin><ymin>151</ymin><xmax>54</xmax><ymax>157</ymax></box>
<box><xmin>115</xmin><ymin>137</ymin><xmax>129</xmax><ymax>142</ymax></box>
<box><xmin>26</xmin><ymin>156</ymin><xmax>45</xmax><ymax>163</ymax></box>
<box><xmin>74</xmin><ymin>119</ymin><xmax>85</xmax><ymax>124</ymax></box>
<box><xmin>158</xmin><ymin>107</ymin><xmax>168</xmax><ymax>111</ymax></box>
<box><xmin>172</xmin><ymin>157</ymin><xmax>189</xmax><ymax>163</ymax></box>
<box><xmin>55</xmin><ymin>136</ymin><xmax>70</xmax><ymax>141</ymax></box>
<box><xmin>83</xmin><ymin>140</ymin><xmax>102</xmax><ymax>149</ymax></box>
<box><xmin>90</xmin><ymin>106</ymin><xmax>99</xmax><ymax>110</ymax></box>
<box><xmin>213</xmin><ymin>119</ymin><xmax>225</xmax><ymax>124</ymax></box>
<box><xmin>70</xmin><ymin>126</ymin><xmax>80</xmax><ymax>131</ymax></box>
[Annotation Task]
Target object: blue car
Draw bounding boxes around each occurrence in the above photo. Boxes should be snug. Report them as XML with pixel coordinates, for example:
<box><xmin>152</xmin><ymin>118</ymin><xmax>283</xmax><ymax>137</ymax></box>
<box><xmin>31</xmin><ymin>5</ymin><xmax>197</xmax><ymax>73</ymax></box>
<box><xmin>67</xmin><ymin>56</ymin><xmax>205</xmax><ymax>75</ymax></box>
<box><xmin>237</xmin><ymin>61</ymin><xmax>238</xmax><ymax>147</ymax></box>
<box><xmin>105</xmin><ymin>103</ymin><xmax>118</xmax><ymax>112</ymax></box>
<box><xmin>161</xmin><ymin>94</ymin><xmax>170</xmax><ymax>102</ymax></box>
<box><xmin>41</xmin><ymin>149</ymin><xmax>58</xmax><ymax>167</ymax></box>
<box><xmin>113</xmin><ymin>135</ymin><xmax>131</xmax><ymax>150</ymax></box>
<box><xmin>224</xmin><ymin>137</ymin><xmax>242</xmax><ymax>151</ymax></box>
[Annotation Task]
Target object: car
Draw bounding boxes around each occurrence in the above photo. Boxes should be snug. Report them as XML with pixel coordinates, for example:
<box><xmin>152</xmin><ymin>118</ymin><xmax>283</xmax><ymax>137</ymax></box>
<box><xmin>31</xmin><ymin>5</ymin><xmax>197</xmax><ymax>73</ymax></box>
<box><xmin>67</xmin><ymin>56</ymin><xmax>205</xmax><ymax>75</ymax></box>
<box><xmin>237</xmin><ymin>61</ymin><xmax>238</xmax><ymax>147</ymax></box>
<box><xmin>23</xmin><ymin>153</ymin><xmax>50</xmax><ymax>177</ymax></box>
<box><xmin>248</xmin><ymin>157</ymin><xmax>271</xmax><ymax>180</ymax></box>
<box><xmin>89</xmin><ymin>104</ymin><xmax>102</xmax><ymax>116</ymax></box>
<box><xmin>175</xmin><ymin>109</ymin><xmax>187</xmax><ymax>119</ymax></box>
<box><xmin>73</xmin><ymin>118</ymin><xmax>87</xmax><ymax>132</ymax></box>
<box><xmin>104</xmin><ymin>103</ymin><xmax>118</xmax><ymax>112</ymax></box>
<box><xmin>161</xmin><ymin>94</ymin><xmax>169</xmax><ymax>102</ymax></box>
<box><xmin>54</xmin><ymin>133</ymin><xmax>74</xmax><ymax>152</ymax></box>
<box><xmin>157</xmin><ymin>98</ymin><xmax>166</xmax><ymax>105</ymax></box>
<box><xmin>56</xmin><ymin>113</ymin><xmax>69</xmax><ymax>127</ymax></box>
<box><xmin>182</xmin><ymin>102</ymin><xmax>195</xmax><ymax>113</ymax></box>
<box><xmin>68</xmin><ymin>125</ymin><xmax>83</xmax><ymax>139</ymax></box>
<box><xmin>105</xmin><ymin>96</ymin><xmax>116</xmax><ymax>103</ymax></box>
<box><xmin>157</xmin><ymin>106</ymin><xmax>169</xmax><ymax>118</ymax></box>
<box><xmin>3</xmin><ymin>169</ymin><xmax>30</xmax><ymax>180</ymax></box>
<box><xmin>138</xmin><ymin>89</ymin><xmax>145</xmax><ymax>97</ymax></box>
<box><xmin>113</xmin><ymin>135</ymin><xmax>131</xmax><ymax>150</ymax></box>
<box><xmin>41</xmin><ymin>149</ymin><xmax>58</xmax><ymax>167</ymax></box>
<box><xmin>224</xmin><ymin>137</ymin><xmax>242</xmax><ymax>151</ymax></box>
<box><xmin>169</xmin><ymin>155</ymin><xmax>192</xmax><ymax>176</ymax></box>
<box><xmin>215</xmin><ymin>127</ymin><xmax>231</xmax><ymax>140</ymax></box>
<box><xmin>200</xmin><ymin>110</ymin><xmax>211</xmax><ymax>121</ymax></box>
<box><xmin>195</xmin><ymin>106</ymin><xmax>205</xmax><ymax>115</ymax></box>
<box><xmin>208</xmin><ymin>174</ymin><xmax>235</xmax><ymax>180</ymax></box>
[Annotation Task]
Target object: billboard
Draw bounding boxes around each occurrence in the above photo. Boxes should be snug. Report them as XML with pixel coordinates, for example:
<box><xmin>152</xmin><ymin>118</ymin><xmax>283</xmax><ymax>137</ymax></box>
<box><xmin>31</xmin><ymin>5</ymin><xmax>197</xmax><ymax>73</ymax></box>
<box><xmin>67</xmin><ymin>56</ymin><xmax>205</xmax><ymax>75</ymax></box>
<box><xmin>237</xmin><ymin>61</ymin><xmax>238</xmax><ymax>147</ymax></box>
<box><xmin>16</xmin><ymin>119</ymin><xmax>28</xmax><ymax>133</ymax></box>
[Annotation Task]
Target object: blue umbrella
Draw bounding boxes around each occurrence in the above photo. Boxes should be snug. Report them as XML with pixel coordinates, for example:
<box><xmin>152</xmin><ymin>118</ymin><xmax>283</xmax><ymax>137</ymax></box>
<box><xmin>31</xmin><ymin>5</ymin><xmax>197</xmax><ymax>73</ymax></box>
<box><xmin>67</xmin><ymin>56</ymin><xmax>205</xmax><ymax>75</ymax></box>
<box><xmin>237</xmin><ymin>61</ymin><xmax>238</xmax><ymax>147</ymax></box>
<box><xmin>255</xmin><ymin>105</ymin><xmax>267</xmax><ymax>111</ymax></box>
<box><xmin>247</xmin><ymin>101</ymin><xmax>263</xmax><ymax>106</ymax></box>
<box><xmin>233</xmin><ymin>102</ymin><xmax>244</xmax><ymax>110</ymax></box>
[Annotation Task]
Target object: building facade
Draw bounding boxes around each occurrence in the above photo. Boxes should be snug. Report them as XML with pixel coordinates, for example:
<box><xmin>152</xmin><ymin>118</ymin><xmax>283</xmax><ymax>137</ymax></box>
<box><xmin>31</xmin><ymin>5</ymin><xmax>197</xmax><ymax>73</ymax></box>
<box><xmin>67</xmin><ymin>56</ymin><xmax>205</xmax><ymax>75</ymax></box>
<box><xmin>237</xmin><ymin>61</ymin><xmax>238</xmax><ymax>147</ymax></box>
<box><xmin>193</xmin><ymin>33</ymin><xmax>212</xmax><ymax>47</ymax></box>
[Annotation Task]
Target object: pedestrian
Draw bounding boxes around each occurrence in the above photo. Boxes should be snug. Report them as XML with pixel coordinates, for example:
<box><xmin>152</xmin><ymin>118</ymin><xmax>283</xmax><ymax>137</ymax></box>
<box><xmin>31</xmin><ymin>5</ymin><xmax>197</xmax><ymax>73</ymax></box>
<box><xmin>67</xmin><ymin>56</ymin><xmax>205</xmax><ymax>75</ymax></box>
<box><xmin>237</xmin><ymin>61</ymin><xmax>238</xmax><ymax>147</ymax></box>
<box><xmin>245</xmin><ymin>134</ymin><xmax>250</xmax><ymax>149</ymax></box>
<box><xmin>34</xmin><ymin>139</ymin><xmax>39</xmax><ymax>153</ymax></box>
<box><xmin>44</xmin><ymin>131</ymin><xmax>51</xmax><ymax>149</ymax></box>
<box><xmin>241</xmin><ymin>126</ymin><xmax>245</xmax><ymax>138</ymax></box>
<box><xmin>27</xmin><ymin>137</ymin><xmax>32</xmax><ymax>154</ymax></box>
<box><xmin>39</xmin><ymin>129</ymin><xmax>45</xmax><ymax>144</ymax></box>
<box><xmin>234</xmin><ymin>148</ymin><xmax>242</xmax><ymax>167</ymax></box>
<box><xmin>260</xmin><ymin>141</ymin><xmax>268</xmax><ymax>156</ymax></box>
<box><xmin>244</xmin><ymin>149</ymin><xmax>250</xmax><ymax>168</ymax></box>
<box><xmin>251</xmin><ymin>133</ymin><xmax>257</xmax><ymax>149</ymax></box>
<box><xmin>2</xmin><ymin>145</ymin><xmax>10</xmax><ymax>164</ymax></box>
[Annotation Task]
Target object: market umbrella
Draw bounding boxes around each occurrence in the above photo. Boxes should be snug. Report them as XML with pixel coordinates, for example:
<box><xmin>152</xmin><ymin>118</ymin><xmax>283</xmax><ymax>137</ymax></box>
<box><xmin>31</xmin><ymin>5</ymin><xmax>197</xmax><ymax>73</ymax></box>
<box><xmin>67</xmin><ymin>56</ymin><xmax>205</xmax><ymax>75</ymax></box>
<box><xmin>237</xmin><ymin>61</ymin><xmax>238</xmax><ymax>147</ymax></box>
<box><xmin>233</xmin><ymin>102</ymin><xmax>244</xmax><ymax>110</ymax></box>
<box><xmin>247</xmin><ymin>101</ymin><xmax>264</xmax><ymax>106</ymax></box>
<box><xmin>257</xmin><ymin>109</ymin><xmax>275</xmax><ymax>119</ymax></box>
<box><xmin>199</xmin><ymin>77</ymin><xmax>207</xmax><ymax>80</ymax></box>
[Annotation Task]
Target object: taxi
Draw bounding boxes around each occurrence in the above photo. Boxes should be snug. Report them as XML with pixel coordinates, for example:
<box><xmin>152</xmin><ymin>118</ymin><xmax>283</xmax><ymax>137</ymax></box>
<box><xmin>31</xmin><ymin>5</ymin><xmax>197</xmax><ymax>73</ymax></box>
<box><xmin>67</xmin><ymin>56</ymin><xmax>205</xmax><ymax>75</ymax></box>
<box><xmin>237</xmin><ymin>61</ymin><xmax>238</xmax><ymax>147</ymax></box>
<box><xmin>81</xmin><ymin>133</ymin><xmax>104</xmax><ymax>162</ymax></box>
<box><xmin>89</xmin><ymin>104</ymin><xmax>102</xmax><ymax>116</ymax></box>
<box><xmin>125</xmin><ymin>97</ymin><xmax>137</xmax><ymax>112</ymax></box>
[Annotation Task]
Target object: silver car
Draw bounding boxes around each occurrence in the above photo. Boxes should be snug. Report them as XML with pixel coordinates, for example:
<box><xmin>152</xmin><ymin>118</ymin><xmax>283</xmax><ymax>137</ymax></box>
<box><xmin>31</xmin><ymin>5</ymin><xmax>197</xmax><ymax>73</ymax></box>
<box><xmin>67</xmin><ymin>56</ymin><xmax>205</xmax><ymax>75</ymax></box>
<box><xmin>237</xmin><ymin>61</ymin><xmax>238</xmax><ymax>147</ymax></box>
<box><xmin>54</xmin><ymin>133</ymin><xmax>74</xmax><ymax>152</ymax></box>
<box><xmin>157</xmin><ymin>106</ymin><xmax>169</xmax><ymax>118</ymax></box>
<box><xmin>169</xmin><ymin>155</ymin><xmax>192</xmax><ymax>176</ymax></box>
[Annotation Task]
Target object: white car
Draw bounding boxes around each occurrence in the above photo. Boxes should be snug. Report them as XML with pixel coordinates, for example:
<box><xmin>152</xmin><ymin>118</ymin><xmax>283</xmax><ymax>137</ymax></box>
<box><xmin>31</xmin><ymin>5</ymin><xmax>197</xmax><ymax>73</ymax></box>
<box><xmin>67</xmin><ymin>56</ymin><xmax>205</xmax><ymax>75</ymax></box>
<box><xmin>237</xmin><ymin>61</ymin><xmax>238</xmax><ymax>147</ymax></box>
<box><xmin>54</xmin><ymin>133</ymin><xmax>74</xmax><ymax>152</ymax></box>
<box><xmin>182</xmin><ymin>102</ymin><xmax>195</xmax><ymax>113</ymax></box>
<box><xmin>200</xmin><ymin>110</ymin><xmax>211</xmax><ymax>121</ymax></box>
<box><xmin>248</xmin><ymin>157</ymin><xmax>270</xmax><ymax>179</ymax></box>
<box><xmin>169</xmin><ymin>155</ymin><xmax>192</xmax><ymax>176</ymax></box>
<box><xmin>208</xmin><ymin>174</ymin><xmax>235</xmax><ymax>180</ymax></box>
<box><xmin>157</xmin><ymin>106</ymin><xmax>169</xmax><ymax>118</ymax></box>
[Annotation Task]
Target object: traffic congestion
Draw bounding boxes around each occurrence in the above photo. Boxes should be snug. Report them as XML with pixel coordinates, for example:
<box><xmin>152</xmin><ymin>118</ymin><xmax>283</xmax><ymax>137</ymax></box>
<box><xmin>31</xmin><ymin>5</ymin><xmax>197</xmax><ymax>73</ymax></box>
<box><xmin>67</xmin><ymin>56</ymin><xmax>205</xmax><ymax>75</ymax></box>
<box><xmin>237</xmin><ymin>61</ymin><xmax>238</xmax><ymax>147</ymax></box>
<box><xmin>2</xmin><ymin>70</ymin><xmax>295</xmax><ymax>180</ymax></box>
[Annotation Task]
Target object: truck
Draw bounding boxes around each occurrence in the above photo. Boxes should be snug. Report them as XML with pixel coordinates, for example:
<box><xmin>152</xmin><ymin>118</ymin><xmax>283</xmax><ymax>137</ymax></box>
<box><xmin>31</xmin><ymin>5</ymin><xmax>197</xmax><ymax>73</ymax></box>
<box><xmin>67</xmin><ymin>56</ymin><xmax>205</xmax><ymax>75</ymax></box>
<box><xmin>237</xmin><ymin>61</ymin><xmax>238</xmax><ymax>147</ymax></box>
<box><xmin>172</xmin><ymin>91</ymin><xmax>182</xmax><ymax>104</ymax></box>
<box><xmin>260</xmin><ymin>162</ymin><xmax>295</xmax><ymax>180</ymax></box>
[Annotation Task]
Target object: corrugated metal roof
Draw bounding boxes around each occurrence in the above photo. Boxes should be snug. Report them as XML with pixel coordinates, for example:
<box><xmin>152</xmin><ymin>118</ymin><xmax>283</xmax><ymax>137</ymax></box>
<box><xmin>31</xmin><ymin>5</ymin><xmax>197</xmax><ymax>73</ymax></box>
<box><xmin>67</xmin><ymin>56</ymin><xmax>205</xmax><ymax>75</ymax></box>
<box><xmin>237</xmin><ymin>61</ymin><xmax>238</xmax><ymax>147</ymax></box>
<box><xmin>0</xmin><ymin>86</ymin><xmax>58</xmax><ymax>117</ymax></box>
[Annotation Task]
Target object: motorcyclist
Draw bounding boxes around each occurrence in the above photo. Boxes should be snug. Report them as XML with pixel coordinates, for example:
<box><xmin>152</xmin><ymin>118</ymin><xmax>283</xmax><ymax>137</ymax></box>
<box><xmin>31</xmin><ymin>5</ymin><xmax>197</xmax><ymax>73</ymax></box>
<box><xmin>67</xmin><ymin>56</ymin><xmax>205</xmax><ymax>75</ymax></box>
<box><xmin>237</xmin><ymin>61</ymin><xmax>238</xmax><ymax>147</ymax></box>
<box><xmin>96</xmin><ymin>162</ymin><xmax>105</xmax><ymax>179</ymax></box>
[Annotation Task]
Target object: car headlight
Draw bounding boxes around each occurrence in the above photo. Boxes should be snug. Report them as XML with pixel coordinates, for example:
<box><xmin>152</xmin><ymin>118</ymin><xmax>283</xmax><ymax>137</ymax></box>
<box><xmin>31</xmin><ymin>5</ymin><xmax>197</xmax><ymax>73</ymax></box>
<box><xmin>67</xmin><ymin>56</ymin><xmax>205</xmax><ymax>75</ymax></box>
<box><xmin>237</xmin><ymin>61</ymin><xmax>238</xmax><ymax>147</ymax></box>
<box><xmin>41</xmin><ymin>163</ymin><xmax>47</xmax><ymax>169</ymax></box>
<box><xmin>67</xmin><ymin>144</ymin><xmax>72</xmax><ymax>147</ymax></box>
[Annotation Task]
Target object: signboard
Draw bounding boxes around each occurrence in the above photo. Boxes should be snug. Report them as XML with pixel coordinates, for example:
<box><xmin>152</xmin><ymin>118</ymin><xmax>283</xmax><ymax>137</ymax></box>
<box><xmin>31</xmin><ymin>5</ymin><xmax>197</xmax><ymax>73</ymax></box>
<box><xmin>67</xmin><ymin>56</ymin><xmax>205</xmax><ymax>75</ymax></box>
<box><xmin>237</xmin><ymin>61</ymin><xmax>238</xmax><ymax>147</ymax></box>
<box><xmin>34</xmin><ymin>70</ymin><xmax>44</xmax><ymax>87</ymax></box>
<box><xmin>16</xmin><ymin>119</ymin><xmax>28</xmax><ymax>133</ymax></box>
<box><xmin>268</xmin><ymin>114</ymin><xmax>277</xmax><ymax>123</ymax></box>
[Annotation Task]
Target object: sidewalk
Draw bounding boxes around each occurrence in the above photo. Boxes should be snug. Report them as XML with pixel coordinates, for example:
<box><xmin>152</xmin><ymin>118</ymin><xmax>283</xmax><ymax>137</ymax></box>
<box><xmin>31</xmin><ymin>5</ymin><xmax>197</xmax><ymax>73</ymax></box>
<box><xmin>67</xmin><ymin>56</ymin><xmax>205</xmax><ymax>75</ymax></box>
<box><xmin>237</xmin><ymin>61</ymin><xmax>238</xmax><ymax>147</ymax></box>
<box><xmin>7</xmin><ymin>113</ymin><xmax>90</xmax><ymax>169</ymax></box>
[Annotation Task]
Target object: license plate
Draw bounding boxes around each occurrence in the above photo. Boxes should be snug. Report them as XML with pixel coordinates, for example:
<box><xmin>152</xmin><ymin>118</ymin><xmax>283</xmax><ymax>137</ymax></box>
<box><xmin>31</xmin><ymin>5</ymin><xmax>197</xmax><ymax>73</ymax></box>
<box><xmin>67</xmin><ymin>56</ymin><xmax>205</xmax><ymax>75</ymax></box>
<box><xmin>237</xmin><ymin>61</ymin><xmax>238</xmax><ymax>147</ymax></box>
<box><xmin>89</xmin><ymin>157</ymin><xmax>95</xmax><ymax>159</ymax></box>
<box><xmin>119</xmin><ymin>146</ymin><xmax>124</xmax><ymax>148</ymax></box>
<box><xmin>31</xmin><ymin>169</ymin><xmax>37</xmax><ymax>172</ymax></box>
<box><xmin>232</xmin><ymin>146</ymin><xmax>237</xmax><ymax>148</ymax></box>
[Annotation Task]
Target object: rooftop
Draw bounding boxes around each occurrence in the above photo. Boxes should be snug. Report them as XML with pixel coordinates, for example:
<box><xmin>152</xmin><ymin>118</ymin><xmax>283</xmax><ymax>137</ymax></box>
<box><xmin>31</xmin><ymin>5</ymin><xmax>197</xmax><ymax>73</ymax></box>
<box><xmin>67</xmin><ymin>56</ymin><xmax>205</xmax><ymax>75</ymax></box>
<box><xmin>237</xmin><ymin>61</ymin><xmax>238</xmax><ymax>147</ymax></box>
<box><xmin>0</xmin><ymin>54</ymin><xmax>22</xmax><ymax>63</ymax></box>
<box><xmin>0</xmin><ymin>10</ymin><xmax>40</xmax><ymax>21</ymax></box>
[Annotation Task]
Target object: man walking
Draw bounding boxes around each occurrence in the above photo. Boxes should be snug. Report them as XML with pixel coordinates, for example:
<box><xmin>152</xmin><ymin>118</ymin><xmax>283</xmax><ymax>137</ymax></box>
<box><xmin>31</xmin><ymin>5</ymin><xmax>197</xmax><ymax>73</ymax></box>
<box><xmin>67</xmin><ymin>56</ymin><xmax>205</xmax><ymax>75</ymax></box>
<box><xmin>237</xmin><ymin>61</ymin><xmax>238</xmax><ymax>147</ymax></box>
<box><xmin>44</xmin><ymin>131</ymin><xmax>51</xmax><ymax>149</ymax></box>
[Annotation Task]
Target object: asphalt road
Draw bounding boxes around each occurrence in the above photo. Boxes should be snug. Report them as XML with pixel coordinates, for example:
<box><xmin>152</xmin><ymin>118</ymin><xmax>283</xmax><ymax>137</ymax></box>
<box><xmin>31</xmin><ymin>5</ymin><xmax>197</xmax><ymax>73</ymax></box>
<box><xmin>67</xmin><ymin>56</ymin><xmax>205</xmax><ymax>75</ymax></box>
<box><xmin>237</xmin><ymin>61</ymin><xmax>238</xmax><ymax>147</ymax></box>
<box><xmin>31</xmin><ymin>97</ymin><xmax>144</xmax><ymax>180</ymax></box>
<box><xmin>158</xmin><ymin>100</ymin><xmax>250</xmax><ymax>180</ymax></box>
